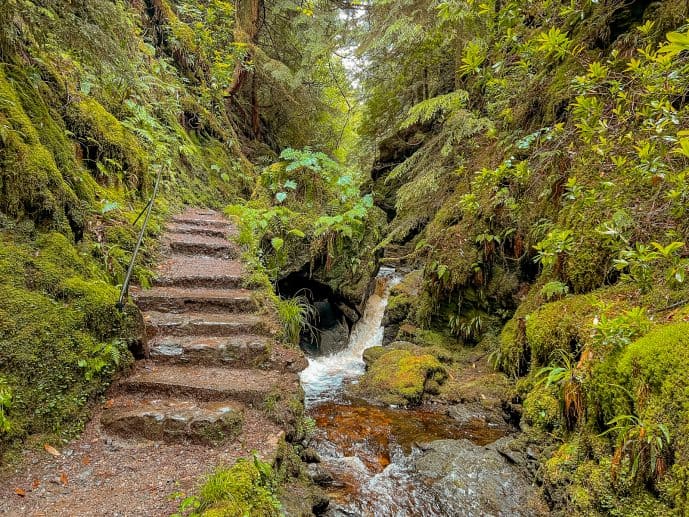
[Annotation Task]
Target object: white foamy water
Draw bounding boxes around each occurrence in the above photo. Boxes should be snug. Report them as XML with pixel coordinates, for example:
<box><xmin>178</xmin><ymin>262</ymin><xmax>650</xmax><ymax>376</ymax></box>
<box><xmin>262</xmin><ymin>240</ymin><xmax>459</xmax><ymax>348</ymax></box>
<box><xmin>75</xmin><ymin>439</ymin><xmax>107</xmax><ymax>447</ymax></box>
<box><xmin>300</xmin><ymin>267</ymin><xmax>401</xmax><ymax>405</ymax></box>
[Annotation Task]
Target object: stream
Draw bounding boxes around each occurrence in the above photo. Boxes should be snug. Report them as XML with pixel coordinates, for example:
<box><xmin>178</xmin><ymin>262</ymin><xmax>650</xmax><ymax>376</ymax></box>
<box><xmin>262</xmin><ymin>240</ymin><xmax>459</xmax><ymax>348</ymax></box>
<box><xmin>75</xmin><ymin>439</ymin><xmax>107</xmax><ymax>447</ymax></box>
<box><xmin>299</xmin><ymin>269</ymin><xmax>540</xmax><ymax>516</ymax></box>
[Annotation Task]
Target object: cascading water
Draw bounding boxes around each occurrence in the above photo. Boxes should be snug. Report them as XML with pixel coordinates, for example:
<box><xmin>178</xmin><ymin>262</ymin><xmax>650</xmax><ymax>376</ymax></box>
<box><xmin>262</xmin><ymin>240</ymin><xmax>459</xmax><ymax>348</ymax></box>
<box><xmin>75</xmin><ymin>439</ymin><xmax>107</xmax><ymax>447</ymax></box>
<box><xmin>300</xmin><ymin>266</ymin><xmax>401</xmax><ymax>405</ymax></box>
<box><xmin>298</xmin><ymin>268</ymin><xmax>522</xmax><ymax>516</ymax></box>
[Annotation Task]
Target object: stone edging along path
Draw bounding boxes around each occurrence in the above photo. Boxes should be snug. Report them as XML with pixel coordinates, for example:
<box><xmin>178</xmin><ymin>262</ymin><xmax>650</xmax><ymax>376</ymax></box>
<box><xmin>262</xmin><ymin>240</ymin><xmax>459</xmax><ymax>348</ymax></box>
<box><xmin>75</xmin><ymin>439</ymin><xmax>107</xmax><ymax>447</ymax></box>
<box><xmin>0</xmin><ymin>208</ymin><xmax>307</xmax><ymax>516</ymax></box>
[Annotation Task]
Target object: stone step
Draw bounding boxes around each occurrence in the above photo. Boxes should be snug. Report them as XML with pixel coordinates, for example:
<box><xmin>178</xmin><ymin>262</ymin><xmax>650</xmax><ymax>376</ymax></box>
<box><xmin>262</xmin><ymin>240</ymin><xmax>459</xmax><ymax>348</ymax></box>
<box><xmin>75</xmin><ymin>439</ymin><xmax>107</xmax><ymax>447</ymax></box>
<box><xmin>171</xmin><ymin>210</ymin><xmax>234</xmax><ymax>229</ymax></box>
<box><xmin>149</xmin><ymin>334</ymin><xmax>272</xmax><ymax>366</ymax></box>
<box><xmin>144</xmin><ymin>311</ymin><xmax>271</xmax><ymax>337</ymax></box>
<box><xmin>166</xmin><ymin>222</ymin><xmax>231</xmax><ymax>239</ymax></box>
<box><xmin>121</xmin><ymin>365</ymin><xmax>299</xmax><ymax>405</ymax></box>
<box><xmin>101</xmin><ymin>396</ymin><xmax>244</xmax><ymax>444</ymax></box>
<box><xmin>167</xmin><ymin>232</ymin><xmax>240</xmax><ymax>258</ymax></box>
<box><xmin>155</xmin><ymin>255</ymin><xmax>245</xmax><ymax>288</ymax></box>
<box><xmin>133</xmin><ymin>287</ymin><xmax>257</xmax><ymax>313</ymax></box>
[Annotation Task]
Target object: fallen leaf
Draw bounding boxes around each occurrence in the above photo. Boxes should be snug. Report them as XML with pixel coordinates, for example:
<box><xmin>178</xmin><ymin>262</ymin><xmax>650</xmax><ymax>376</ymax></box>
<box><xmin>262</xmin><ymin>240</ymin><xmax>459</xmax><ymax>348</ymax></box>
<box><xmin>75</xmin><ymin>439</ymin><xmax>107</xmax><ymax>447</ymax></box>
<box><xmin>32</xmin><ymin>479</ymin><xmax>40</xmax><ymax>489</ymax></box>
<box><xmin>44</xmin><ymin>444</ymin><xmax>61</xmax><ymax>457</ymax></box>
<box><xmin>81</xmin><ymin>455</ymin><xmax>91</xmax><ymax>466</ymax></box>
<box><xmin>104</xmin><ymin>399</ymin><xmax>115</xmax><ymax>409</ymax></box>
<box><xmin>14</xmin><ymin>488</ymin><xmax>26</xmax><ymax>497</ymax></box>
<box><xmin>59</xmin><ymin>472</ymin><xmax>69</xmax><ymax>486</ymax></box>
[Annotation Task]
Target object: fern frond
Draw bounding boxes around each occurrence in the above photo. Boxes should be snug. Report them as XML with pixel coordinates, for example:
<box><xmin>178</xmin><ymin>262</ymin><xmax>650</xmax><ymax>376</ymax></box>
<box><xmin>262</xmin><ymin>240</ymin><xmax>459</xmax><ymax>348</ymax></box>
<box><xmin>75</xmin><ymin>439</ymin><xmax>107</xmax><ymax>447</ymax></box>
<box><xmin>400</xmin><ymin>90</ymin><xmax>469</xmax><ymax>129</ymax></box>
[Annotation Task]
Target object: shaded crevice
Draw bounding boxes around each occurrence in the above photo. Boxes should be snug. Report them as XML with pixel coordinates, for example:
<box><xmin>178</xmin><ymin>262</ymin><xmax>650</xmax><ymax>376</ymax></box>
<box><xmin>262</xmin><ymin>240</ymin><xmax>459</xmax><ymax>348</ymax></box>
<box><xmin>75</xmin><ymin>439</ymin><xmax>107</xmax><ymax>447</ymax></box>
<box><xmin>277</xmin><ymin>269</ymin><xmax>360</xmax><ymax>356</ymax></box>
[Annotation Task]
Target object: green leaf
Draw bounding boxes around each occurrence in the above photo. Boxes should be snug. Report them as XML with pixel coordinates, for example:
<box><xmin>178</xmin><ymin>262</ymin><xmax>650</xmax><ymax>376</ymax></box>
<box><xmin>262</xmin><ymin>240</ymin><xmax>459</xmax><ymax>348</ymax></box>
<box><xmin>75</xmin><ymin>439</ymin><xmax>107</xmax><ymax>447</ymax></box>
<box><xmin>101</xmin><ymin>200</ymin><xmax>120</xmax><ymax>214</ymax></box>
<box><xmin>271</xmin><ymin>237</ymin><xmax>284</xmax><ymax>251</ymax></box>
<box><xmin>288</xmin><ymin>229</ymin><xmax>305</xmax><ymax>238</ymax></box>
<box><xmin>275</xmin><ymin>192</ymin><xmax>288</xmax><ymax>203</ymax></box>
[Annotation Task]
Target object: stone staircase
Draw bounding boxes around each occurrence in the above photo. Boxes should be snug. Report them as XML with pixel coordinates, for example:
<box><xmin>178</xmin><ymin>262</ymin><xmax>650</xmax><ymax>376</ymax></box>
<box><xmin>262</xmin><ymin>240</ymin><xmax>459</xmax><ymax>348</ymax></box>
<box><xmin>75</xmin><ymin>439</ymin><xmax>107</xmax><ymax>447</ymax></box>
<box><xmin>101</xmin><ymin>208</ymin><xmax>306</xmax><ymax>448</ymax></box>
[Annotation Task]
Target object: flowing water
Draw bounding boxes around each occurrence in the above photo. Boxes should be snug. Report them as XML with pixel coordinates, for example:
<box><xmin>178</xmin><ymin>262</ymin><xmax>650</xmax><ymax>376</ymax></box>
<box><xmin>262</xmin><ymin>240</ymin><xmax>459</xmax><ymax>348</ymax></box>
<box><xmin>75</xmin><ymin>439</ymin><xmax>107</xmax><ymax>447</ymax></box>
<box><xmin>299</xmin><ymin>269</ymin><xmax>514</xmax><ymax>516</ymax></box>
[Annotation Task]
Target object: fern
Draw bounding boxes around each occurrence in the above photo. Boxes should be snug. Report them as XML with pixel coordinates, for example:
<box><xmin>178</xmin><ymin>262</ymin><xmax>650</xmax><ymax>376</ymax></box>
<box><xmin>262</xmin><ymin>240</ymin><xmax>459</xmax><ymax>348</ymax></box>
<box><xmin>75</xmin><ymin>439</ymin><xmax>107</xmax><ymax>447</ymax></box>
<box><xmin>400</xmin><ymin>91</ymin><xmax>469</xmax><ymax>129</ymax></box>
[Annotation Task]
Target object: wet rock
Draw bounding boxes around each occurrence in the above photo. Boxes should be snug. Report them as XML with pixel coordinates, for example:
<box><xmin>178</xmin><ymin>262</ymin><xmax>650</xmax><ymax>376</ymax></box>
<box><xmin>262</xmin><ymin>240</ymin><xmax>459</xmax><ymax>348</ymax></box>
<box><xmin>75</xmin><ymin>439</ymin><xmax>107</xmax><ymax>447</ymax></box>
<box><xmin>101</xmin><ymin>398</ymin><xmax>244</xmax><ymax>444</ymax></box>
<box><xmin>301</xmin><ymin>447</ymin><xmax>321</xmax><ymax>463</ymax></box>
<box><xmin>312</xmin><ymin>493</ymin><xmax>330</xmax><ymax>514</ymax></box>
<box><xmin>486</xmin><ymin>436</ymin><xmax>527</xmax><ymax>466</ymax></box>
<box><xmin>335</xmin><ymin>302</ymin><xmax>360</xmax><ymax>325</ymax></box>
<box><xmin>317</xmin><ymin>321</ymin><xmax>350</xmax><ymax>355</ymax></box>
<box><xmin>307</xmin><ymin>464</ymin><xmax>334</xmax><ymax>486</ymax></box>
<box><xmin>413</xmin><ymin>439</ymin><xmax>545</xmax><ymax>516</ymax></box>
<box><xmin>447</xmin><ymin>403</ymin><xmax>507</xmax><ymax>428</ymax></box>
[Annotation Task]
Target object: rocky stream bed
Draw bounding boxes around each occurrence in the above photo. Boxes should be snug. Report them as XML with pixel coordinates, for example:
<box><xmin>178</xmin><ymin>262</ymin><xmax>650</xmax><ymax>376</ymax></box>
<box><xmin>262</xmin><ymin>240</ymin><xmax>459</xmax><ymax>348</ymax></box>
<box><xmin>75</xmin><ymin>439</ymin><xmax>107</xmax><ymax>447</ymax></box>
<box><xmin>300</xmin><ymin>270</ymin><xmax>548</xmax><ymax>516</ymax></box>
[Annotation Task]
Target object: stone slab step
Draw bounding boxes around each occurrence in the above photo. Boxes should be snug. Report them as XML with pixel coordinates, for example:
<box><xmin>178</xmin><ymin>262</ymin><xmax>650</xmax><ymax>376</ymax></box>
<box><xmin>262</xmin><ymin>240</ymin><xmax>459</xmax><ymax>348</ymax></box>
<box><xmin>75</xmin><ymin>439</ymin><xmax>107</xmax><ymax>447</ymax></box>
<box><xmin>171</xmin><ymin>210</ymin><xmax>234</xmax><ymax>229</ymax></box>
<box><xmin>155</xmin><ymin>255</ymin><xmax>245</xmax><ymax>288</ymax></box>
<box><xmin>167</xmin><ymin>232</ymin><xmax>240</xmax><ymax>258</ymax></box>
<box><xmin>144</xmin><ymin>311</ymin><xmax>270</xmax><ymax>337</ymax></box>
<box><xmin>121</xmin><ymin>365</ymin><xmax>298</xmax><ymax>405</ymax></box>
<box><xmin>166</xmin><ymin>222</ymin><xmax>231</xmax><ymax>239</ymax></box>
<box><xmin>133</xmin><ymin>287</ymin><xmax>257</xmax><ymax>313</ymax></box>
<box><xmin>101</xmin><ymin>396</ymin><xmax>244</xmax><ymax>444</ymax></box>
<box><xmin>149</xmin><ymin>334</ymin><xmax>272</xmax><ymax>366</ymax></box>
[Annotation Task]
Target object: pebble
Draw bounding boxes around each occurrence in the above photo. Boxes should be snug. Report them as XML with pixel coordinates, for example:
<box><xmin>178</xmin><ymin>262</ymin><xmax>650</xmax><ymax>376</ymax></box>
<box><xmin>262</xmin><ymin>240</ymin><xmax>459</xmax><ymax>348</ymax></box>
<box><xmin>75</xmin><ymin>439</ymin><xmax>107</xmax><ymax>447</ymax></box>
<box><xmin>77</xmin><ymin>469</ymin><xmax>93</xmax><ymax>481</ymax></box>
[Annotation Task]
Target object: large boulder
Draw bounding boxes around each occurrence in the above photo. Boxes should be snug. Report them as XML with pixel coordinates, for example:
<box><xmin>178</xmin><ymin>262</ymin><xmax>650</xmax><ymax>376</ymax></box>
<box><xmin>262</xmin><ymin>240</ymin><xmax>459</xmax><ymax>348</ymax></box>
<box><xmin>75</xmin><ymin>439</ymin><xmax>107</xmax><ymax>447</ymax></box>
<box><xmin>413</xmin><ymin>439</ymin><xmax>546</xmax><ymax>516</ymax></box>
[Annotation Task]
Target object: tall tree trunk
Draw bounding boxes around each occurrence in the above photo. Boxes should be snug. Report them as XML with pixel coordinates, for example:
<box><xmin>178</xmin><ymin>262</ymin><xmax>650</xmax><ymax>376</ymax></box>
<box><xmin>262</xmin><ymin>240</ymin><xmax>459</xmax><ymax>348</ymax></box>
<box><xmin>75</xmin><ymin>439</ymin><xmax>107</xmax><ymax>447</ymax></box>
<box><xmin>225</xmin><ymin>0</ymin><xmax>261</xmax><ymax>97</ymax></box>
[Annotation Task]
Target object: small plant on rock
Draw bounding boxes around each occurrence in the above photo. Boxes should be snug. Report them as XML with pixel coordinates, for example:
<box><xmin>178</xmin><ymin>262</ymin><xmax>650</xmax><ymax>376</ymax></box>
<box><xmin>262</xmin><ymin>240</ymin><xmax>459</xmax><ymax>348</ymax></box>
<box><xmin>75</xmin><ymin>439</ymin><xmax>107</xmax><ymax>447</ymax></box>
<box><xmin>602</xmin><ymin>415</ymin><xmax>671</xmax><ymax>487</ymax></box>
<box><xmin>537</xmin><ymin>350</ymin><xmax>584</xmax><ymax>430</ymax></box>
<box><xmin>277</xmin><ymin>292</ymin><xmax>319</xmax><ymax>346</ymax></box>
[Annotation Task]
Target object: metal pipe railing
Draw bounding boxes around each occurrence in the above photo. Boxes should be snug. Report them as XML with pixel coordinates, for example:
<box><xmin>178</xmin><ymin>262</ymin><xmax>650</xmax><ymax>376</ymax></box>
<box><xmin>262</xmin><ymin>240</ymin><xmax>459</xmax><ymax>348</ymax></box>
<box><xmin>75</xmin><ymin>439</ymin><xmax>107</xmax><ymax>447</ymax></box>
<box><xmin>116</xmin><ymin>166</ymin><xmax>164</xmax><ymax>310</ymax></box>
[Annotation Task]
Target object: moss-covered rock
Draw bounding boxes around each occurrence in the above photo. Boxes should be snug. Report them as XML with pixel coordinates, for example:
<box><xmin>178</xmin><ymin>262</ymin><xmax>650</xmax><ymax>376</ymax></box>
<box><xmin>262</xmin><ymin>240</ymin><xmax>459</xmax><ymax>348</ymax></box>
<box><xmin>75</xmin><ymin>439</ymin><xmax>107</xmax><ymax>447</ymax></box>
<box><xmin>0</xmin><ymin>232</ymin><xmax>137</xmax><ymax>455</ymax></box>
<box><xmin>0</xmin><ymin>65</ymin><xmax>80</xmax><ymax>227</ymax></box>
<box><xmin>522</xmin><ymin>384</ymin><xmax>561</xmax><ymax>431</ymax></box>
<box><xmin>525</xmin><ymin>294</ymin><xmax>597</xmax><ymax>367</ymax></box>
<box><xmin>616</xmin><ymin>322</ymin><xmax>689</xmax><ymax>510</ymax></box>
<box><xmin>356</xmin><ymin>347</ymin><xmax>447</xmax><ymax>405</ymax></box>
<box><xmin>66</xmin><ymin>97</ymin><xmax>148</xmax><ymax>188</ymax></box>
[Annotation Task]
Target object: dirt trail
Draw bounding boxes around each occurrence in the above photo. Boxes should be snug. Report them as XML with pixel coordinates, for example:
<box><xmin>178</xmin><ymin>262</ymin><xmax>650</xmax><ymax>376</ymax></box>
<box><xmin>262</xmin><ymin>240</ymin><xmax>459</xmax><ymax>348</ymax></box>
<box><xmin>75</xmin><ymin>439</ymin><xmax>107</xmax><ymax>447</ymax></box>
<box><xmin>0</xmin><ymin>208</ymin><xmax>306</xmax><ymax>516</ymax></box>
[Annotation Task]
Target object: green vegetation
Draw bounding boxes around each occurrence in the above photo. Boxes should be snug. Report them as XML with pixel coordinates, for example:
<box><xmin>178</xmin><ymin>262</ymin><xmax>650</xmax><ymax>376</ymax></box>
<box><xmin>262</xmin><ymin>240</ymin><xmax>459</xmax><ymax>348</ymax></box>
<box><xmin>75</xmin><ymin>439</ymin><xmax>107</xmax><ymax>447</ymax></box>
<box><xmin>353</xmin><ymin>0</ymin><xmax>689</xmax><ymax>512</ymax></box>
<box><xmin>171</xmin><ymin>455</ymin><xmax>281</xmax><ymax>517</ymax></box>
<box><xmin>0</xmin><ymin>0</ymin><xmax>352</xmax><ymax>461</ymax></box>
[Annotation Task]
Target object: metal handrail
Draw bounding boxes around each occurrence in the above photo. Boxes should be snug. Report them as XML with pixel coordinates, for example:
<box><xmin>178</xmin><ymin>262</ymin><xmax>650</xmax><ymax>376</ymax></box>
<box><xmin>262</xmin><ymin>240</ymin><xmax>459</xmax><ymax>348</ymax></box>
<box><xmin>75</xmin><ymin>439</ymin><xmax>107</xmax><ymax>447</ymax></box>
<box><xmin>116</xmin><ymin>166</ymin><xmax>164</xmax><ymax>310</ymax></box>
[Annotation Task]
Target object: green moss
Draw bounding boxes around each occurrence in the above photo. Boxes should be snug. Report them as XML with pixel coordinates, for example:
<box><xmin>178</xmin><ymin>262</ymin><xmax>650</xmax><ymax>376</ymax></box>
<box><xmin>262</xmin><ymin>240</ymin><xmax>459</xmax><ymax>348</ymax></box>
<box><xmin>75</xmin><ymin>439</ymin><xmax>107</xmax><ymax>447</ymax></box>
<box><xmin>357</xmin><ymin>348</ymin><xmax>447</xmax><ymax>405</ymax></box>
<box><xmin>522</xmin><ymin>384</ymin><xmax>561</xmax><ymax>431</ymax></box>
<box><xmin>616</xmin><ymin>322</ymin><xmax>689</xmax><ymax>509</ymax></box>
<box><xmin>563</xmin><ymin>233</ymin><xmax>612</xmax><ymax>294</ymax></box>
<box><xmin>0</xmin><ymin>65</ymin><xmax>79</xmax><ymax>226</ymax></box>
<box><xmin>66</xmin><ymin>97</ymin><xmax>148</xmax><ymax>188</ymax></box>
<box><xmin>525</xmin><ymin>294</ymin><xmax>597</xmax><ymax>366</ymax></box>
<box><xmin>496</xmin><ymin>316</ymin><xmax>529</xmax><ymax>378</ymax></box>
<box><xmin>362</xmin><ymin>345</ymin><xmax>388</xmax><ymax>366</ymax></box>
<box><xmin>0</xmin><ymin>232</ymin><xmax>135</xmax><ymax>455</ymax></box>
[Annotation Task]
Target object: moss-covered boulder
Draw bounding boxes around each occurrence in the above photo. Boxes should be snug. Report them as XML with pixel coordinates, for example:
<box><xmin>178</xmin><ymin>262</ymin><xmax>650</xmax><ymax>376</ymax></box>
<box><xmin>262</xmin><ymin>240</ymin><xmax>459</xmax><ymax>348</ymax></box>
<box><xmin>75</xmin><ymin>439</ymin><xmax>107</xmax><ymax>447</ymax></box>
<box><xmin>525</xmin><ymin>294</ymin><xmax>597</xmax><ymax>367</ymax></box>
<box><xmin>382</xmin><ymin>270</ymin><xmax>422</xmax><ymax>345</ymax></box>
<box><xmin>356</xmin><ymin>347</ymin><xmax>447</xmax><ymax>405</ymax></box>
<box><xmin>616</xmin><ymin>322</ymin><xmax>689</xmax><ymax>509</ymax></box>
